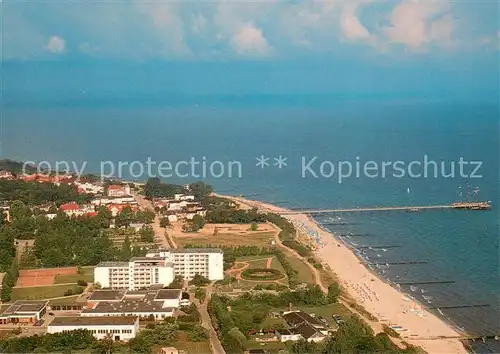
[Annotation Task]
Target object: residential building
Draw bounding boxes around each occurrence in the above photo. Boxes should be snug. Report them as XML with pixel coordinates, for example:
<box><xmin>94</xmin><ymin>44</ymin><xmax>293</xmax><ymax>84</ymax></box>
<box><xmin>276</xmin><ymin>328</ymin><xmax>302</xmax><ymax>342</ymax></box>
<box><xmin>173</xmin><ymin>194</ymin><xmax>195</xmax><ymax>201</ymax></box>
<box><xmin>94</xmin><ymin>258</ymin><xmax>175</xmax><ymax>290</ymax></box>
<box><xmin>82</xmin><ymin>289</ymin><xmax>181</xmax><ymax>320</ymax></box>
<box><xmin>146</xmin><ymin>248</ymin><xmax>224</xmax><ymax>281</ymax></box>
<box><xmin>107</xmin><ymin>185</ymin><xmax>131</xmax><ymax>198</ymax></box>
<box><xmin>0</xmin><ymin>300</ymin><xmax>48</xmax><ymax>324</ymax></box>
<box><xmin>0</xmin><ymin>171</ymin><xmax>14</xmax><ymax>179</ymax></box>
<box><xmin>47</xmin><ymin>316</ymin><xmax>139</xmax><ymax>341</ymax></box>
<box><xmin>159</xmin><ymin>347</ymin><xmax>182</xmax><ymax>354</ymax></box>
<box><xmin>59</xmin><ymin>203</ymin><xmax>95</xmax><ymax>217</ymax></box>
<box><xmin>281</xmin><ymin>311</ymin><xmax>330</xmax><ymax>343</ymax></box>
<box><xmin>108</xmin><ymin>204</ymin><xmax>138</xmax><ymax>217</ymax></box>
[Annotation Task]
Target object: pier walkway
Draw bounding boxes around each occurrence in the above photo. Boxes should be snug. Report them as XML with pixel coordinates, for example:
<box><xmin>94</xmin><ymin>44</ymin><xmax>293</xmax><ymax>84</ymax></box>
<box><xmin>281</xmin><ymin>202</ymin><xmax>491</xmax><ymax>215</ymax></box>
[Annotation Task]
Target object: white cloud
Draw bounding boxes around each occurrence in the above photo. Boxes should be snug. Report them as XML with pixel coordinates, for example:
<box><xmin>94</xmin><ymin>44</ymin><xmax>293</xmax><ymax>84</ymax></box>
<box><xmin>191</xmin><ymin>13</ymin><xmax>207</xmax><ymax>35</ymax></box>
<box><xmin>341</xmin><ymin>2</ymin><xmax>370</xmax><ymax>41</ymax></box>
<box><xmin>231</xmin><ymin>22</ymin><xmax>271</xmax><ymax>57</ymax></box>
<box><xmin>46</xmin><ymin>36</ymin><xmax>66</xmax><ymax>53</ymax></box>
<box><xmin>384</xmin><ymin>0</ymin><xmax>454</xmax><ymax>49</ymax></box>
<box><xmin>134</xmin><ymin>2</ymin><xmax>190</xmax><ymax>57</ymax></box>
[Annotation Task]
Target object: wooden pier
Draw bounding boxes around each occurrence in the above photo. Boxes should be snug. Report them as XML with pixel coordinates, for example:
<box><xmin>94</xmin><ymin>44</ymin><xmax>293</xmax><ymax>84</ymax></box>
<box><xmin>281</xmin><ymin>201</ymin><xmax>491</xmax><ymax>215</ymax></box>
<box><xmin>397</xmin><ymin>280</ymin><xmax>455</xmax><ymax>285</ymax></box>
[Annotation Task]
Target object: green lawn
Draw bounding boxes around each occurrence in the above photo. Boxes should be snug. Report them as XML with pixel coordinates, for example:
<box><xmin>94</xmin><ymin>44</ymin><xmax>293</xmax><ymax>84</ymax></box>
<box><xmin>54</xmin><ymin>273</ymin><xmax>94</xmax><ymax>284</ymax></box>
<box><xmin>11</xmin><ymin>284</ymin><xmax>84</xmax><ymax>301</ymax></box>
<box><xmin>260</xmin><ymin>317</ymin><xmax>289</xmax><ymax>330</ymax></box>
<box><xmin>246</xmin><ymin>339</ymin><xmax>287</xmax><ymax>353</ymax></box>
<box><xmin>53</xmin><ymin>266</ymin><xmax>94</xmax><ymax>284</ymax></box>
<box><xmin>296</xmin><ymin>303</ymin><xmax>352</xmax><ymax>326</ymax></box>
<box><xmin>284</xmin><ymin>252</ymin><xmax>315</xmax><ymax>283</ymax></box>
<box><xmin>174</xmin><ymin>331</ymin><xmax>211</xmax><ymax>354</ymax></box>
<box><xmin>48</xmin><ymin>295</ymin><xmax>82</xmax><ymax>306</ymax></box>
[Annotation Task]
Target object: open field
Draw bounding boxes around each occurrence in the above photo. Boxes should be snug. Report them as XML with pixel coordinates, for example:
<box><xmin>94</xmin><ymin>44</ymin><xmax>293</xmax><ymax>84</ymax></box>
<box><xmin>284</xmin><ymin>250</ymin><xmax>316</xmax><ymax>284</ymax></box>
<box><xmin>174</xmin><ymin>331</ymin><xmax>211</xmax><ymax>354</ymax></box>
<box><xmin>11</xmin><ymin>284</ymin><xmax>84</xmax><ymax>301</ymax></box>
<box><xmin>246</xmin><ymin>340</ymin><xmax>287</xmax><ymax>353</ymax></box>
<box><xmin>296</xmin><ymin>303</ymin><xmax>353</xmax><ymax>325</ymax></box>
<box><xmin>172</xmin><ymin>222</ymin><xmax>276</xmax><ymax>248</ymax></box>
<box><xmin>53</xmin><ymin>271</ymin><xmax>94</xmax><ymax>284</ymax></box>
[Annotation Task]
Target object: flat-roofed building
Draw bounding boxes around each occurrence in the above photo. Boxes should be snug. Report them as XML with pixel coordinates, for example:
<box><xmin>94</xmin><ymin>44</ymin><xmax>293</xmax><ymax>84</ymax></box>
<box><xmin>146</xmin><ymin>248</ymin><xmax>224</xmax><ymax>281</ymax></box>
<box><xmin>0</xmin><ymin>300</ymin><xmax>48</xmax><ymax>324</ymax></box>
<box><xmin>48</xmin><ymin>316</ymin><xmax>139</xmax><ymax>341</ymax></box>
<box><xmin>94</xmin><ymin>258</ymin><xmax>175</xmax><ymax>290</ymax></box>
<box><xmin>95</xmin><ymin>248</ymin><xmax>223</xmax><ymax>288</ymax></box>
<box><xmin>82</xmin><ymin>289</ymin><xmax>181</xmax><ymax>320</ymax></box>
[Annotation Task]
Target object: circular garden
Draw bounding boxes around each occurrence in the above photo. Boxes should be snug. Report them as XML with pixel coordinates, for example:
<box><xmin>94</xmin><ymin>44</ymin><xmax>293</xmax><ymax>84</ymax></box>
<box><xmin>240</xmin><ymin>268</ymin><xmax>284</xmax><ymax>281</ymax></box>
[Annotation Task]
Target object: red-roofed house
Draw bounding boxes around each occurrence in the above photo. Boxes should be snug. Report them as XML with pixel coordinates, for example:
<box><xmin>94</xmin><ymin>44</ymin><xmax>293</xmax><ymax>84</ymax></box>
<box><xmin>107</xmin><ymin>185</ymin><xmax>131</xmax><ymax>198</ymax></box>
<box><xmin>108</xmin><ymin>204</ymin><xmax>137</xmax><ymax>217</ymax></box>
<box><xmin>60</xmin><ymin>202</ymin><xmax>83</xmax><ymax>217</ymax></box>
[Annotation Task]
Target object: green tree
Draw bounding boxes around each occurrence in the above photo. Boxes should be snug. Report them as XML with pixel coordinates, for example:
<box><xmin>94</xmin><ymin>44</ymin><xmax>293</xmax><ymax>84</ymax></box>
<box><xmin>328</xmin><ymin>282</ymin><xmax>341</xmax><ymax>303</ymax></box>
<box><xmin>139</xmin><ymin>226</ymin><xmax>154</xmax><ymax>243</ymax></box>
<box><xmin>121</xmin><ymin>235</ymin><xmax>132</xmax><ymax>260</ymax></box>
<box><xmin>189</xmin><ymin>325</ymin><xmax>208</xmax><ymax>342</ymax></box>
<box><xmin>189</xmin><ymin>274</ymin><xmax>210</xmax><ymax>286</ymax></box>
<box><xmin>115</xmin><ymin>206</ymin><xmax>133</xmax><ymax>228</ymax></box>
<box><xmin>159</xmin><ymin>217</ymin><xmax>171</xmax><ymax>228</ymax></box>
<box><xmin>250</xmin><ymin>222</ymin><xmax>258</xmax><ymax>231</ymax></box>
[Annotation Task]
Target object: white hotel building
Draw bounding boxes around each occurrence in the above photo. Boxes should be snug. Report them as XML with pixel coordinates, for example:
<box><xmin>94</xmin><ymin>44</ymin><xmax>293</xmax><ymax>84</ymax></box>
<box><xmin>94</xmin><ymin>248</ymin><xmax>223</xmax><ymax>290</ymax></box>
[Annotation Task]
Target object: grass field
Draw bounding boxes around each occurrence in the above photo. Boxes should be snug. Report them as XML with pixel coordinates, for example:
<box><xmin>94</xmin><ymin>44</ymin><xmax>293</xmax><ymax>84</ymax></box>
<box><xmin>297</xmin><ymin>303</ymin><xmax>352</xmax><ymax>326</ymax></box>
<box><xmin>53</xmin><ymin>267</ymin><xmax>94</xmax><ymax>284</ymax></box>
<box><xmin>173</xmin><ymin>222</ymin><xmax>277</xmax><ymax>248</ymax></box>
<box><xmin>246</xmin><ymin>340</ymin><xmax>287</xmax><ymax>353</ymax></box>
<box><xmin>11</xmin><ymin>284</ymin><xmax>84</xmax><ymax>301</ymax></box>
<box><xmin>48</xmin><ymin>295</ymin><xmax>83</xmax><ymax>306</ymax></box>
<box><xmin>283</xmin><ymin>251</ymin><xmax>316</xmax><ymax>283</ymax></box>
<box><xmin>174</xmin><ymin>331</ymin><xmax>211</xmax><ymax>354</ymax></box>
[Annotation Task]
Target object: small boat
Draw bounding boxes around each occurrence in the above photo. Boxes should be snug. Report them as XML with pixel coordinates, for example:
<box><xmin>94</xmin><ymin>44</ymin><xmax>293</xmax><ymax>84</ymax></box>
<box><xmin>407</xmin><ymin>187</ymin><xmax>411</xmax><ymax>194</ymax></box>
<box><xmin>410</xmin><ymin>286</ymin><xmax>418</xmax><ymax>292</ymax></box>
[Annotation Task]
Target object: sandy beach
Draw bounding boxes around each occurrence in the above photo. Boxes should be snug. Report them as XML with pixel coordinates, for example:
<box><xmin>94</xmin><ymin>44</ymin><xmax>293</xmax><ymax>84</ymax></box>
<box><xmin>229</xmin><ymin>196</ymin><xmax>468</xmax><ymax>354</ymax></box>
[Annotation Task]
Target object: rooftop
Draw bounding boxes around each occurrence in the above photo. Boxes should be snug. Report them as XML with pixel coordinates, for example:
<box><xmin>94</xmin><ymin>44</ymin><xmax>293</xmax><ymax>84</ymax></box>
<box><xmin>83</xmin><ymin>291</ymin><xmax>177</xmax><ymax>315</ymax></box>
<box><xmin>283</xmin><ymin>311</ymin><xmax>326</xmax><ymax>328</ymax></box>
<box><xmin>49</xmin><ymin>316</ymin><xmax>138</xmax><ymax>326</ymax></box>
<box><xmin>292</xmin><ymin>322</ymin><xmax>325</xmax><ymax>340</ymax></box>
<box><xmin>155</xmin><ymin>289</ymin><xmax>182</xmax><ymax>300</ymax></box>
<box><xmin>96</xmin><ymin>261</ymin><xmax>129</xmax><ymax>267</ymax></box>
<box><xmin>147</xmin><ymin>247</ymin><xmax>223</xmax><ymax>254</ymax></box>
<box><xmin>0</xmin><ymin>300</ymin><xmax>48</xmax><ymax>317</ymax></box>
<box><xmin>88</xmin><ymin>290</ymin><xmax>126</xmax><ymax>302</ymax></box>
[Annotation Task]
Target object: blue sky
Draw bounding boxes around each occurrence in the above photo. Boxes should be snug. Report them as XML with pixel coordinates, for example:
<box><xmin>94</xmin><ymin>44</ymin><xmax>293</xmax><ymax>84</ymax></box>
<box><xmin>2</xmin><ymin>0</ymin><xmax>499</xmax><ymax>101</ymax></box>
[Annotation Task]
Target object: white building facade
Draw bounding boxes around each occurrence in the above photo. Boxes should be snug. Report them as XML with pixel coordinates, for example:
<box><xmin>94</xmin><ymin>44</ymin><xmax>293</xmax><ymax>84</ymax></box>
<box><xmin>47</xmin><ymin>316</ymin><xmax>139</xmax><ymax>341</ymax></box>
<box><xmin>146</xmin><ymin>248</ymin><xmax>224</xmax><ymax>281</ymax></box>
<box><xmin>94</xmin><ymin>248</ymin><xmax>224</xmax><ymax>289</ymax></box>
<box><xmin>94</xmin><ymin>259</ymin><xmax>175</xmax><ymax>290</ymax></box>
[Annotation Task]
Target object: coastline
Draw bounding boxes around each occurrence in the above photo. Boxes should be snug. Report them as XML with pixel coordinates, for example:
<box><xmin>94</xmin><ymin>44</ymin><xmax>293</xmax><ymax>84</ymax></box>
<box><xmin>226</xmin><ymin>195</ymin><xmax>469</xmax><ymax>354</ymax></box>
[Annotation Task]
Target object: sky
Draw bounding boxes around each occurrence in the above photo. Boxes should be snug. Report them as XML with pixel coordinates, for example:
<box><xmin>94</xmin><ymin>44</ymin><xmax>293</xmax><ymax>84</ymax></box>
<box><xmin>2</xmin><ymin>0</ymin><xmax>499</xmax><ymax>102</ymax></box>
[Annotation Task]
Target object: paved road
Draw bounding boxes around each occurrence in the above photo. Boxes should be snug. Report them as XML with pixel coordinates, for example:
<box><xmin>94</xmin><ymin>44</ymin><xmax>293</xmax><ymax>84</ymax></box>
<box><xmin>133</xmin><ymin>193</ymin><xmax>175</xmax><ymax>248</ymax></box>
<box><xmin>197</xmin><ymin>284</ymin><xmax>226</xmax><ymax>354</ymax></box>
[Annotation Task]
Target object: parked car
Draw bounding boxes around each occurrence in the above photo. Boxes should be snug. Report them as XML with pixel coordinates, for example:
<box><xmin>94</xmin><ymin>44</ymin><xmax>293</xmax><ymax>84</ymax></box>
<box><xmin>48</xmin><ymin>312</ymin><xmax>55</xmax><ymax>316</ymax></box>
<box><xmin>332</xmin><ymin>314</ymin><xmax>345</xmax><ymax>325</ymax></box>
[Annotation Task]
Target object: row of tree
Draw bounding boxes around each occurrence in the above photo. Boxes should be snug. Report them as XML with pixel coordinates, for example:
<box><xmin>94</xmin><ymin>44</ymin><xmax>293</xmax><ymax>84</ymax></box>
<box><xmin>207</xmin><ymin>207</ymin><xmax>267</xmax><ymax>224</ymax></box>
<box><xmin>0</xmin><ymin>180</ymin><xmax>92</xmax><ymax>206</ymax></box>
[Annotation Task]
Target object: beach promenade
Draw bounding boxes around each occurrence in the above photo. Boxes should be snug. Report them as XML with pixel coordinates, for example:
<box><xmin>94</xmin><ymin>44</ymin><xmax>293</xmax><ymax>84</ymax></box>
<box><xmin>229</xmin><ymin>196</ymin><xmax>468</xmax><ymax>354</ymax></box>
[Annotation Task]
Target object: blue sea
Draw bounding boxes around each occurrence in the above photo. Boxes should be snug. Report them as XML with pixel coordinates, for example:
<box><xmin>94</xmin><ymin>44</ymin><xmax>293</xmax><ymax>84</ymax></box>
<box><xmin>3</xmin><ymin>98</ymin><xmax>499</xmax><ymax>351</ymax></box>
